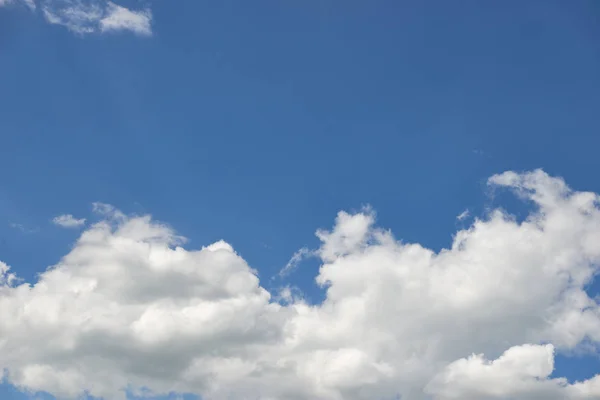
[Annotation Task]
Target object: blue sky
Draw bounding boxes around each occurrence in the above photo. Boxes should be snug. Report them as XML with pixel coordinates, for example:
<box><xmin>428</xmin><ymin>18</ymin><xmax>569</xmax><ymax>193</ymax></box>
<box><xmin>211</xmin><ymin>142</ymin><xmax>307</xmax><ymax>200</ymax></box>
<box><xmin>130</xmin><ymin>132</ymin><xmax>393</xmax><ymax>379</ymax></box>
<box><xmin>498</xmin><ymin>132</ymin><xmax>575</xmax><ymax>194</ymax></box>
<box><xmin>1</xmin><ymin>1</ymin><xmax>600</xmax><ymax>399</ymax></box>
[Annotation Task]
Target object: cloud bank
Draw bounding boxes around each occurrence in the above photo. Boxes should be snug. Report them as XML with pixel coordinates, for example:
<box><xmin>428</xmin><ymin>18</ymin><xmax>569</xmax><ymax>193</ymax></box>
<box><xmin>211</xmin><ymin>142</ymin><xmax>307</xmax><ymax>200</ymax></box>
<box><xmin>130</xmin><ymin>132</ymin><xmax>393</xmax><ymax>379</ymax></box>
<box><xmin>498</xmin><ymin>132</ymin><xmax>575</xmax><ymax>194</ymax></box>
<box><xmin>1</xmin><ymin>170</ymin><xmax>600</xmax><ymax>400</ymax></box>
<box><xmin>1</xmin><ymin>0</ymin><xmax>152</xmax><ymax>36</ymax></box>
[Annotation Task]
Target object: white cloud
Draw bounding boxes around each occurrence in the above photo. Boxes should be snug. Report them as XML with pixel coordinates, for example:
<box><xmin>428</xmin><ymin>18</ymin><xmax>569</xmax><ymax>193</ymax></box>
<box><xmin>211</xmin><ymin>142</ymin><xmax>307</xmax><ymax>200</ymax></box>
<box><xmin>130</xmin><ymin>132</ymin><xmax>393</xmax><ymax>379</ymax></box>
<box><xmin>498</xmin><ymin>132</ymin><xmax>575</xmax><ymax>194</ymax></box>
<box><xmin>0</xmin><ymin>261</ymin><xmax>17</xmax><ymax>286</ymax></box>
<box><xmin>92</xmin><ymin>201</ymin><xmax>117</xmax><ymax>215</ymax></box>
<box><xmin>0</xmin><ymin>0</ymin><xmax>34</xmax><ymax>9</ymax></box>
<box><xmin>1</xmin><ymin>169</ymin><xmax>600</xmax><ymax>400</ymax></box>
<box><xmin>1</xmin><ymin>0</ymin><xmax>151</xmax><ymax>36</ymax></box>
<box><xmin>425</xmin><ymin>344</ymin><xmax>600</xmax><ymax>399</ymax></box>
<box><xmin>52</xmin><ymin>214</ymin><xmax>86</xmax><ymax>228</ymax></box>
<box><xmin>278</xmin><ymin>247</ymin><xmax>314</xmax><ymax>277</ymax></box>
<box><xmin>99</xmin><ymin>1</ymin><xmax>151</xmax><ymax>36</ymax></box>
<box><xmin>41</xmin><ymin>1</ymin><xmax>102</xmax><ymax>34</ymax></box>
<box><xmin>456</xmin><ymin>209</ymin><xmax>470</xmax><ymax>221</ymax></box>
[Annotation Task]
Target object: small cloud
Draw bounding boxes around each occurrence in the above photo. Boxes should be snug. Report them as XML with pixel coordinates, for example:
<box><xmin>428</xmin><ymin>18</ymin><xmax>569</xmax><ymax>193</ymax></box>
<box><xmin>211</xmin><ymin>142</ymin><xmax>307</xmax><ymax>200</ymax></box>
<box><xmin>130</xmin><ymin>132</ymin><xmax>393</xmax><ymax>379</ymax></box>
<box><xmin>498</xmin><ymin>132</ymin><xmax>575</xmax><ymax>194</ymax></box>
<box><xmin>42</xmin><ymin>2</ymin><xmax>103</xmax><ymax>35</ymax></box>
<box><xmin>92</xmin><ymin>202</ymin><xmax>126</xmax><ymax>221</ymax></box>
<box><xmin>456</xmin><ymin>209</ymin><xmax>470</xmax><ymax>221</ymax></box>
<box><xmin>0</xmin><ymin>0</ymin><xmax>154</xmax><ymax>36</ymax></box>
<box><xmin>9</xmin><ymin>223</ymin><xmax>39</xmax><ymax>234</ymax></box>
<box><xmin>274</xmin><ymin>286</ymin><xmax>304</xmax><ymax>305</ymax></box>
<box><xmin>0</xmin><ymin>261</ymin><xmax>18</xmax><ymax>287</ymax></box>
<box><xmin>92</xmin><ymin>202</ymin><xmax>115</xmax><ymax>214</ymax></box>
<box><xmin>277</xmin><ymin>247</ymin><xmax>314</xmax><ymax>278</ymax></box>
<box><xmin>52</xmin><ymin>214</ymin><xmax>86</xmax><ymax>229</ymax></box>
<box><xmin>100</xmin><ymin>2</ymin><xmax>152</xmax><ymax>36</ymax></box>
<box><xmin>0</xmin><ymin>0</ymin><xmax>34</xmax><ymax>9</ymax></box>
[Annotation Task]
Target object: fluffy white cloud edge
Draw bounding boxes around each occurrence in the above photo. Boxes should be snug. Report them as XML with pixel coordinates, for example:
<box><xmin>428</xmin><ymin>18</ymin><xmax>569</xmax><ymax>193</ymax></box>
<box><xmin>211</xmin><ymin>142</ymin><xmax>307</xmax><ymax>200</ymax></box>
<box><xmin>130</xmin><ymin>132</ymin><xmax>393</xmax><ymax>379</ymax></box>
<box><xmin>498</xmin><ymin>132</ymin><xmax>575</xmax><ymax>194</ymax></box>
<box><xmin>1</xmin><ymin>169</ymin><xmax>600</xmax><ymax>400</ymax></box>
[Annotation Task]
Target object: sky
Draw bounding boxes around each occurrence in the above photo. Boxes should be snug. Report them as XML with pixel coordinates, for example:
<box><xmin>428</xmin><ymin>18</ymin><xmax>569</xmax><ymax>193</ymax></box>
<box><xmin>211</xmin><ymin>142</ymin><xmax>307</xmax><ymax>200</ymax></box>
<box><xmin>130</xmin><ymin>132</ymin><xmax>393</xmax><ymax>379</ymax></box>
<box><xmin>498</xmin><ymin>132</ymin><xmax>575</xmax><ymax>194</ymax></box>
<box><xmin>1</xmin><ymin>1</ymin><xmax>600</xmax><ymax>399</ymax></box>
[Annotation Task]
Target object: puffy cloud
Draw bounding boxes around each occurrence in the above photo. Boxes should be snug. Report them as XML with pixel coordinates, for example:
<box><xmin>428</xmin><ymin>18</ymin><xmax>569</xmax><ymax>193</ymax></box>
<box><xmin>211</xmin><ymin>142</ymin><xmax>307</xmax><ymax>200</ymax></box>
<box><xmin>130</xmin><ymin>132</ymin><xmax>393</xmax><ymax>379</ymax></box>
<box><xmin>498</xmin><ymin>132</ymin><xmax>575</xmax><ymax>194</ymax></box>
<box><xmin>0</xmin><ymin>215</ymin><xmax>282</xmax><ymax>399</ymax></box>
<box><xmin>52</xmin><ymin>214</ymin><xmax>86</xmax><ymax>228</ymax></box>
<box><xmin>0</xmin><ymin>262</ymin><xmax>17</xmax><ymax>286</ymax></box>
<box><xmin>0</xmin><ymin>0</ymin><xmax>151</xmax><ymax>36</ymax></box>
<box><xmin>1</xmin><ymin>169</ymin><xmax>600</xmax><ymax>400</ymax></box>
<box><xmin>425</xmin><ymin>344</ymin><xmax>600</xmax><ymax>399</ymax></box>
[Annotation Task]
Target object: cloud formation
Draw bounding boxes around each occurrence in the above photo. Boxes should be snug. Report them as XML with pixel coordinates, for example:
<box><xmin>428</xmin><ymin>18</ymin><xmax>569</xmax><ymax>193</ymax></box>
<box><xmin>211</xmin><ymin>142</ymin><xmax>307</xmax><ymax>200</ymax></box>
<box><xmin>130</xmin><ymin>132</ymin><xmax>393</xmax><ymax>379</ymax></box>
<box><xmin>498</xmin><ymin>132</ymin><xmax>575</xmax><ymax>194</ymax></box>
<box><xmin>1</xmin><ymin>0</ymin><xmax>152</xmax><ymax>36</ymax></box>
<box><xmin>278</xmin><ymin>247</ymin><xmax>313</xmax><ymax>278</ymax></box>
<box><xmin>456</xmin><ymin>209</ymin><xmax>470</xmax><ymax>221</ymax></box>
<box><xmin>52</xmin><ymin>214</ymin><xmax>86</xmax><ymax>228</ymax></box>
<box><xmin>1</xmin><ymin>169</ymin><xmax>600</xmax><ymax>400</ymax></box>
<box><xmin>0</xmin><ymin>0</ymin><xmax>34</xmax><ymax>9</ymax></box>
<box><xmin>9</xmin><ymin>222</ymin><xmax>39</xmax><ymax>234</ymax></box>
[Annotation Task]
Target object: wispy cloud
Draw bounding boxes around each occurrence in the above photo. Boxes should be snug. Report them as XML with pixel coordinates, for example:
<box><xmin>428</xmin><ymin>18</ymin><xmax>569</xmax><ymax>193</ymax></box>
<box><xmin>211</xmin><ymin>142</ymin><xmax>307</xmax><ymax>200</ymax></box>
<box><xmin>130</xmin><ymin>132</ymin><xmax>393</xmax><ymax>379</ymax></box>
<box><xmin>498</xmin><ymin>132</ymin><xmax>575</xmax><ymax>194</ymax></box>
<box><xmin>99</xmin><ymin>1</ymin><xmax>151</xmax><ymax>36</ymax></box>
<box><xmin>52</xmin><ymin>214</ymin><xmax>86</xmax><ymax>228</ymax></box>
<box><xmin>456</xmin><ymin>209</ymin><xmax>470</xmax><ymax>221</ymax></box>
<box><xmin>277</xmin><ymin>247</ymin><xmax>314</xmax><ymax>278</ymax></box>
<box><xmin>9</xmin><ymin>223</ymin><xmax>39</xmax><ymax>234</ymax></box>
<box><xmin>2</xmin><ymin>0</ymin><xmax>152</xmax><ymax>36</ymax></box>
<box><xmin>0</xmin><ymin>0</ymin><xmax>35</xmax><ymax>9</ymax></box>
<box><xmin>92</xmin><ymin>202</ymin><xmax>125</xmax><ymax>220</ymax></box>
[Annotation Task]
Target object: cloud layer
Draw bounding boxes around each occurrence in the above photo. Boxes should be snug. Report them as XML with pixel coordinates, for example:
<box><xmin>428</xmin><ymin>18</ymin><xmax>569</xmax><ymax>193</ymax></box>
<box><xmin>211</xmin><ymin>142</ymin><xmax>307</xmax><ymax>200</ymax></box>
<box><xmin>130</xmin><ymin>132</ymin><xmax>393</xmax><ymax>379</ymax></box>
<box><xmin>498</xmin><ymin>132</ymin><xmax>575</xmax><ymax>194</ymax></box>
<box><xmin>2</xmin><ymin>0</ymin><xmax>151</xmax><ymax>35</ymax></box>
<box><xmin>1</xmin><ymin>170</ymin><xmax>600</xmax><ymax>400</ymax></box>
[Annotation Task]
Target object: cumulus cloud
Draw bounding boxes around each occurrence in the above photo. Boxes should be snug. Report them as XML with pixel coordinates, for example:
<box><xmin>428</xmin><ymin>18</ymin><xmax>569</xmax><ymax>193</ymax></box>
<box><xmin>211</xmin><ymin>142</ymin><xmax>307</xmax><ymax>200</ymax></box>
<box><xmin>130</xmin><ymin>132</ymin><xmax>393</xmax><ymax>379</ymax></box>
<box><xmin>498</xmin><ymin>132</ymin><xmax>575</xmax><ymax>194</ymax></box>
<box><xmin>1</xmin><ymin>169</ymin><xmax>600</xmax><ymax>400</ymax></box>
<box><xmin>426</xmin><ymin>344</ymin><xmax>600</xmax><ymax>399</ymax></box>
<box><xmin>1</xmin><ymin>0</ymin><xmax>152</xmax><ymax>36</ymax></box>
<box><xmin>52</xmin><ymin>214</ymin><xmax>86</xmax><ymax>228</ymax></box>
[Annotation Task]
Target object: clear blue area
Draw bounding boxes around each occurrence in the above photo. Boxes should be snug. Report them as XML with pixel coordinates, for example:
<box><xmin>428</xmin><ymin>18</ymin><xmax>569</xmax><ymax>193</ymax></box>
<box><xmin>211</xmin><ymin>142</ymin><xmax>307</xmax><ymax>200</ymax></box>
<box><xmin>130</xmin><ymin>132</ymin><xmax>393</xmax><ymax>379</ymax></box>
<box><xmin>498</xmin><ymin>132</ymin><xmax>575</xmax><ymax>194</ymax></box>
<box><xmin>1</xmin><ymin>0</ymin><xmax>599</xmax><ymax>398</ymax></box>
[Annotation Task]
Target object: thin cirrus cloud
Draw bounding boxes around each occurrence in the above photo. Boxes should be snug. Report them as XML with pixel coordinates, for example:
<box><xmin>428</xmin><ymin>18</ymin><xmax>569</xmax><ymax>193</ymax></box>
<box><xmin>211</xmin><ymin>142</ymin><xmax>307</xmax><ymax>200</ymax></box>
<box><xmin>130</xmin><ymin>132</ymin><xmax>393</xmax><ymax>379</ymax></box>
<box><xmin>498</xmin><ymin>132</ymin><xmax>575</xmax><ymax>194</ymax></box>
<box><xmin>8</xmin><ymin>222</ymin><xmax>39</xmax><ymax>234</ymax></box>
<box><xmin>0</xmin><ymin>0</ymin><xmax>34</xmax><ymax>8</ymax></box>
<box><xmin>278</xmin><ymin>247</ymin><xmax>314</xmax><ymax>278</ymax></box>
<box><xmin>456</xmin><ymin>209</ymin><xmax>470</xmax><ymax>221</ymax></box>
<box><xmin>1</xmin><ymin>170</ymin><xmax>600</xmax><ymax>400</ymax></box>
<box><xmin>1</xmin><ymin>0</ymin><xmax>152</xmax><ymax>36</ymax></box>
<box><xmin>52</xmin><ymin>214</ymin><xmax>86</xmax><ymax>228</ymax></box>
